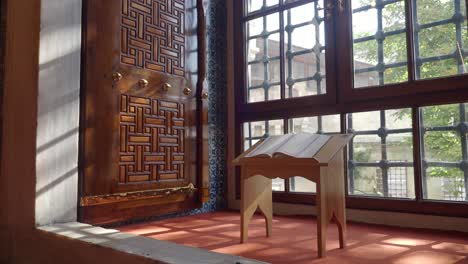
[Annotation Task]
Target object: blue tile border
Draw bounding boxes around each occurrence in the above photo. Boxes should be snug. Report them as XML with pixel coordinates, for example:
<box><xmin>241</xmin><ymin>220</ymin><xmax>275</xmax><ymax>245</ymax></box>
<box><xmin>138</xmin><ymin>0</ymin><xmax>228</xmax><ymax>221</ymax></box>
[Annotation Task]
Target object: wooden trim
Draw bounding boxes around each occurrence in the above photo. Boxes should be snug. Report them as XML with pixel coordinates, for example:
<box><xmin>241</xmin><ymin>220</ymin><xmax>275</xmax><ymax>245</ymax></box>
<box><xmin>196</xmin><ymin>0</ymin><xmax>209</xmax><ymax>203</ymax></box>
<box><xmin>77</xmin><ymin>0</ymin><xmax>88</xmax><ymax>223</ymax></box>
<box><xmin>342</xmin><ymin>75</ymin><xmax>468</xmax><ymax>103</ymax></box>
<box><xmin>81</xmin><ymin>196</ymin><xmax>198</xmax><ymax>226</ymax></box>
<box><xmin>0</xmin><ymin>0</ymin><xmax>7</xmax><ymax>176</ymax></box>
<box><xmin>239</xmin><ymin>88</ymin><xmax>468</xmax><ymax>123</ymax></box>
<box><xmin>335</xmin><ymin>0</ymin><xmax>353</xmax><ymax>105</ymax></box>
<box><xmin>324</xmin><ymin>0</ymin><xmax>338</xmax><ymax>108</ymax></box>
<box><xmin>2</xmin><ymin>0</ymin><xmax>41</xmax><ymax>230</ymax></box>
<box><xmin>273</xmin><ymin>192</ymin><xmax>317</xmax><ymax>205</ymax></box>
<box><xmin>196</xmin><ymin>0</ymin><xmax>206</xmax><ymax>99</ymax></box>
<box><xmin>412</xmin><ymin>106</ymin><xmax>423</xmax><ymax>201</ymax></box>
<box><xmin>272</xmin><ymin>193</ymin><xmax>468</xmax><ymax>218</ymax></box>
<box><xmin>346</xmin><ymin>197</ymin><xmax>468</xmax><ymax>218</ymax></box>
<box><xmin>227</xmin><ymin>0</ymin><xmax>239</xmax><ymax>207</ymax></box>
<box><xmin>80</xmin><ymin>184</ymin><xmax>196</xmax><ymax>207</ymax></box>
<box><xmin>405</xmin><ymin>0</ymin><xmax>415</xmax><ymax>82</ymax></box>
<box><xmin>234</xmin><ymin>0</ymin><xmax>245</xmax><ymax>199</ymax></box>
<box><xmin>235</xmin><ymin>0</ymin><xmax>247</xmax><ymax>106</ymax></box>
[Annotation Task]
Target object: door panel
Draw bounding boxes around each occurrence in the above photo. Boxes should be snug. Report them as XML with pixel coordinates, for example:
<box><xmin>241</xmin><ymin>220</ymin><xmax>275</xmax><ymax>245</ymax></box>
<box><xmin>118</xmin><ymin>95</ymin><xmax>186</xmax><ymax>184</ymax></box>
<box><xmin>121</xmin><ymin>0</ymin><xmax>186</xmax><ymax>76</ymax></box>
<box><xmin>113</xmin><ymin>67</ymin><xmax>194</xmax><ymax>194</ymax></box>
<box><xmin>80</xmin><ymin>0</ymin><xmax>206</xmax><ymax>225</ymax></box>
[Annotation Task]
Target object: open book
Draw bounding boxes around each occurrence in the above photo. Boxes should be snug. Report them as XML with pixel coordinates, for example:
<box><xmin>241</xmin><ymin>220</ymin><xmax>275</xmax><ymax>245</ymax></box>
<box><xmin>245</xmin><ymin>133</ymin><xmax>331</xmax><ymax>158</ymax></box>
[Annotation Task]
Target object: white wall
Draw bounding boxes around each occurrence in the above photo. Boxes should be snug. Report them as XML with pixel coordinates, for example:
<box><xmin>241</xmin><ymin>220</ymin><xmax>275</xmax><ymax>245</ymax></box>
<box><xmin>35</xmin><ymin>0</ymin><xmax>82</xmax><ymax>225</ymax></box>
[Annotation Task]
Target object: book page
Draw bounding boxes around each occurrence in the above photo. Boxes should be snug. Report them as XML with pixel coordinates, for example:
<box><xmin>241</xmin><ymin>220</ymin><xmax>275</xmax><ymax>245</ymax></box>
<box><xmin>272</xmin><ymin>133</ymin><xmax>321</xmax><ymax>158</ymax></box>
<box><xmin>295</xmin><ymin>134</ymin><xmax>331</xmax><ymax>158</ymax></box>
<box><xmin>245</xmin><ymin>134</ymin><xmax>293</xmax><ymax>158</ymax></box>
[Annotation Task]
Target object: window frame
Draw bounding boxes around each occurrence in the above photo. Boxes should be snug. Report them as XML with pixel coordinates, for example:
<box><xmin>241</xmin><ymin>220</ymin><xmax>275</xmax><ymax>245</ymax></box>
<box><xmin>233</xmin><ymin>0</ymin><xmax>468</xmax><ymax>218</ymax></box>
<box><xmin>336</xmin><ymin>0</ymin><xmax>468</xmax><ymax>104</ymax></box>
<box><xmin>236</xmin><ymin>0</ymin><xmax>338</xmax><ymax>117</ymax></box>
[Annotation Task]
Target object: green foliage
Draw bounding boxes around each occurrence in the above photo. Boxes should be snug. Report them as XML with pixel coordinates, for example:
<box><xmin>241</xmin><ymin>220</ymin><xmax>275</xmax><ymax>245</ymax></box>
<box><xmin>352</xmin><ymin>149</ymin><xmax>383</xmax><ymax>196</ymax></box>
<box><xmin>353</xmin><ymin>0</ymin><xmax>468</xmax><ymax>198</ymax></box>
<box><xmin>394</xmin><ymin>103</ymin><xmax>465</xmax><ymax>182</ymax></box>
<box><xmin>394</xmin><ymin>107</ymin><xmax>466</xmax><ymax>199</ymax></box>
<box><xmin>354</xmin><ymin>149</ymin><xmax>370</xmax><ymax>160</ymax></box>
<box><xmin>353</xmin><ymin>0</ymin><xmax>468</xmax><ymax>83</ymax></box>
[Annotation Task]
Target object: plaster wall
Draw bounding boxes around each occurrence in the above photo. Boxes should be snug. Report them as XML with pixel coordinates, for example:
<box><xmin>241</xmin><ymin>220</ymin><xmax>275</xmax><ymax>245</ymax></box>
<box><xmin>35</xmin><ymin>0</ymin><xmax>82</xmax><ymax>226</ymax></box>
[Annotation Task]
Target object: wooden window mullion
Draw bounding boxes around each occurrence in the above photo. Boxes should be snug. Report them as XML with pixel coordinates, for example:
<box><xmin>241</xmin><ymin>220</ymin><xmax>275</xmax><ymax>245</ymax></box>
<box><xmin>405</xmin><ymin>0</ymin><xmax>416</xmax><ymax>82</ymax></box>
<box><xmin>412</xmin><ymin>107</ymin><xmax>424</xmax><ymax>201</ymax></box>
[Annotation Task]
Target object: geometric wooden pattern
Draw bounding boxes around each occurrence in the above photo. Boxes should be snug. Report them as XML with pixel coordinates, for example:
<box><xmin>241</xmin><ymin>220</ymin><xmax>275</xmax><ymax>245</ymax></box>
<box><xmin>121</xmin><ymin>0</ymin><xmax>185</xmax><ymax>76</ymax></box>
<box><xmin>119</xmin><ymin>94</ymin><xmax>185</xmax><ymax>183</ymax></box>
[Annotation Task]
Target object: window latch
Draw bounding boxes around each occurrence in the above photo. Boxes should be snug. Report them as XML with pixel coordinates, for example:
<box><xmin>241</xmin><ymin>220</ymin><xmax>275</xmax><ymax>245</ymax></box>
<box><xmin>317</xmin><ymin>2</ymin><xmax>334</xmax><ymax>21</ymax></box>
<box><xmin>337</xmin><ymin>0</ymin><xmax>345</xmax><ymax>15</ymax></box>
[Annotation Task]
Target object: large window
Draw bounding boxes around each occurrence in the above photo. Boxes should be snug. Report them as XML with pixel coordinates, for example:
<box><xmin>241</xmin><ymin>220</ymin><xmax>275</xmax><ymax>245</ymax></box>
<box><xmin>235</xmin><ymin>0</ymin><xmax>468</xmax><ymax>216</ymax></box>
<box><xmin>244</xmin><ymin>0</ymin><xmax>331</xmax><ymax>103</ymax></box>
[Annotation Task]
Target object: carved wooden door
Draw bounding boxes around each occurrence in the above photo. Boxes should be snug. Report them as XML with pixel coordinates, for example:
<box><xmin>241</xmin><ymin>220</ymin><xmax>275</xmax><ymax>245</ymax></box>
<box><xmin>80</xmin><ymin>0</ymin><xmax>208</xmax><ymax>225</ymax></box>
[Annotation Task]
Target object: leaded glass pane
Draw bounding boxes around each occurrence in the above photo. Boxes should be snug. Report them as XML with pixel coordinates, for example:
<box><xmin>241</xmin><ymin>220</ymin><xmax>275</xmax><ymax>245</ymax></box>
<box><xmin>247</xmin><ymin>13</ymin><xmax>281</xmax><ymax>102</ymax></box>
<box><xmin>414</xmin><ymin>0</ymin><xmax>468</xmax><ymax>80</ymax></box>
<box><xmin>246</xmin><ymin>0</ymin><xmax>279</xmax><ymax>14</ymax></box>
<box><xmin>285</xmin><ymin>1</ymin><xmax>327</xmax><ymax>98</ymax></box>
<box><xmin>347</xmin><ymin>109</ymin><xmax>415</xmax><ymax>198</ymax></box>
<box><xmin>420</xmin><ymin>103</ymin><xmax>468</xmax><ymax>201</ymax></box>
<box><xmin>352</xmin><ymin>0</ymin><xmax>409</xmax><ymax>88</ymax></box>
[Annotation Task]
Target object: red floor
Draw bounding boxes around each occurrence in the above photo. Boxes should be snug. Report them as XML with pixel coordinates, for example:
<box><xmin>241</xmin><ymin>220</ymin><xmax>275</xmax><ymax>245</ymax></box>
<box><xmin>117</xmin><ymin>211</ymin><xmax>468</xmax><ymax>264</ymax></box>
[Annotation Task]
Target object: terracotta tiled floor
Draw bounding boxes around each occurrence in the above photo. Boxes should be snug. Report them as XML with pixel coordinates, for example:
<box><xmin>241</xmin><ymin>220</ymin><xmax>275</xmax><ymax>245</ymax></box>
<box><xmin>117</xmin><ymin>211</ymin><xmax>468</xmax><ymax>264</ymax></box>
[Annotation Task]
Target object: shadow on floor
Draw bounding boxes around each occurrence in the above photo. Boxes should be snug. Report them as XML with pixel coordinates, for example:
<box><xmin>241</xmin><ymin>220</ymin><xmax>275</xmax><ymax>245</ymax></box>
<box><xmin>117</xmin><ymin>211</ymin><xmax>468</xmax><ymax>264</ymax></box>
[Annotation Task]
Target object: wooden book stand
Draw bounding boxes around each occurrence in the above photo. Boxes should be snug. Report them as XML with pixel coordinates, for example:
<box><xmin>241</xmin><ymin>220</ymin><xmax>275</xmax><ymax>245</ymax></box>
<box><xmin>233</xmin><ymin>134</ymin><xmax>353</xmax><ymax>258</ymax></box>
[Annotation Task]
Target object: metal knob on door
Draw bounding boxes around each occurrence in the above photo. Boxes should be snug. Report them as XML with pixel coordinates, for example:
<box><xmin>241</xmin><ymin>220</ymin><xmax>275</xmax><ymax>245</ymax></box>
<box><xmin>138</xmin><ymin>79</ymin><xmax>149</xmax><ymax>88</ymax></box>
<box><xmin>183</xmin><ymin>87</ymin><xmax>192</xmax><ymax>96</ymax></box>
<box><xmin>112</xmin><ymin>72</ymin><xmax>123</xmax><ymax>82</ymax></box>
<box><xmin>162</xmin><ymin>83</ymin><xmax>171</xmax><ymax>92</ymax></box>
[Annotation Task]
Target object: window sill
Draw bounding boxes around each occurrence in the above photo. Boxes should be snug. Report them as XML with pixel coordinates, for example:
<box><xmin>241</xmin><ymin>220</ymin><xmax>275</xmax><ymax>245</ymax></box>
<box><xmin>269</xmin><ymin>192</ymin><xmax>468</xmax><ymax>218</ymax></box>
<box><xmin>38</xmin><ymin>222</ymin><xmax>265</xmax><ymax>264</ymax></box>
